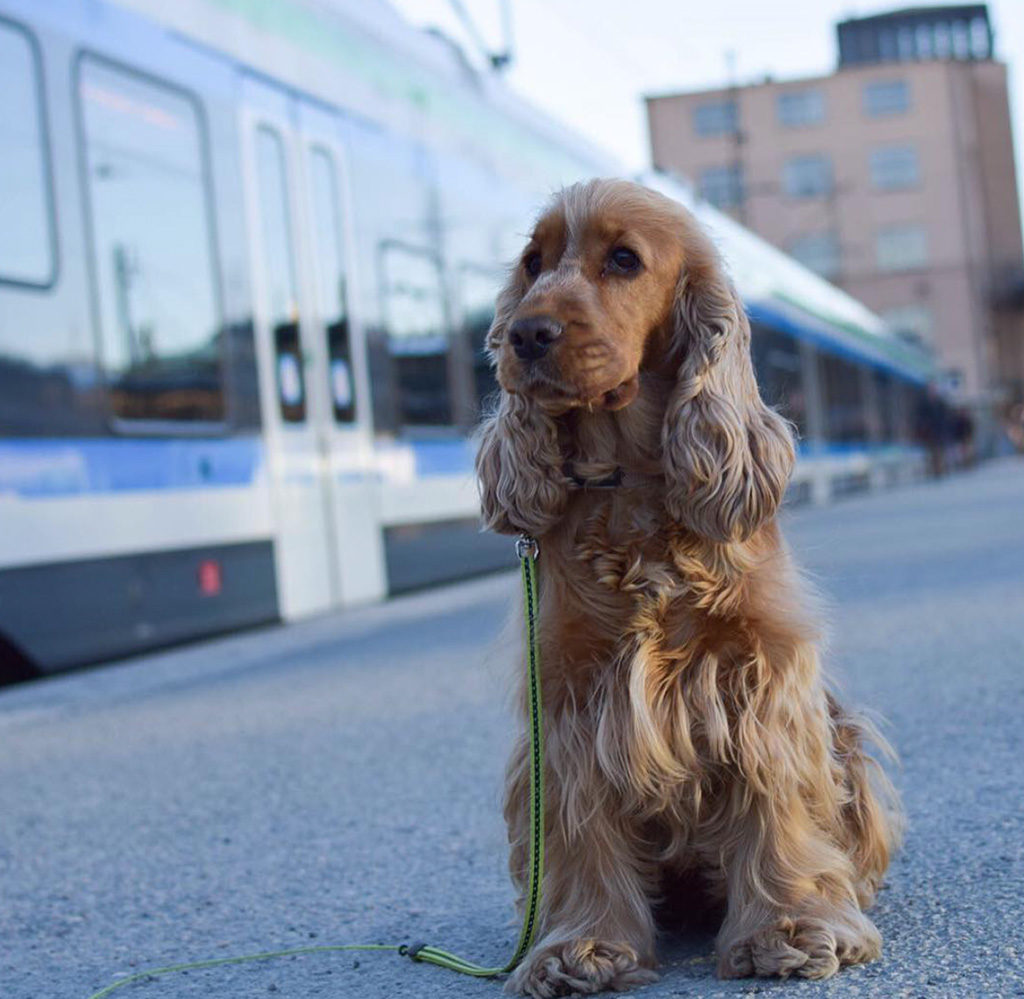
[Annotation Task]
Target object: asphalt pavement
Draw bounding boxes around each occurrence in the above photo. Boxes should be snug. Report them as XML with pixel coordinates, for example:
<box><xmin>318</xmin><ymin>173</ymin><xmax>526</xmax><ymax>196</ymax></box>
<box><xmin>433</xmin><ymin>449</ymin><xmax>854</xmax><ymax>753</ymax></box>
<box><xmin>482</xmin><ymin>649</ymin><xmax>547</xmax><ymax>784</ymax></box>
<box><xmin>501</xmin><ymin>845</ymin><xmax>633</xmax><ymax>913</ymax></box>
<box><xmin>2</xmin><ymin>458</ymin><xmax>1023</xmax><ymax>999</ymax></box>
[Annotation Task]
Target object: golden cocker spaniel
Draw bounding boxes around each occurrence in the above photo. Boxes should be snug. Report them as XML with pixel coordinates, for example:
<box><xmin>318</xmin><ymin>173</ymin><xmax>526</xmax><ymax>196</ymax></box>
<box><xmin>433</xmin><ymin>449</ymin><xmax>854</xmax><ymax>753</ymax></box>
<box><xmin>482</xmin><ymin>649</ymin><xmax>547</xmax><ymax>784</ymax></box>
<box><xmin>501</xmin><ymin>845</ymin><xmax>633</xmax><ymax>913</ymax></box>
<box><xmin>476</xmin><ymin>179</ymin><xmax>900</xmax><ymax>996</ymax></box>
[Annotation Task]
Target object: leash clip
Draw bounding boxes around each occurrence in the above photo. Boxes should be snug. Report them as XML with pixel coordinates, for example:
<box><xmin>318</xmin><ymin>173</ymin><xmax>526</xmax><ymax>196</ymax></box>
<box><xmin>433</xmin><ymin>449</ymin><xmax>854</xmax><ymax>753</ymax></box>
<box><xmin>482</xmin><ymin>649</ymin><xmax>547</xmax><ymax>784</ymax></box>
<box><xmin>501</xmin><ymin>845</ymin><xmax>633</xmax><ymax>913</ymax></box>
<box><xmin>515</xmin><ymin>534</ymin><xmax>539</xmax><ymax>561</ymax></box>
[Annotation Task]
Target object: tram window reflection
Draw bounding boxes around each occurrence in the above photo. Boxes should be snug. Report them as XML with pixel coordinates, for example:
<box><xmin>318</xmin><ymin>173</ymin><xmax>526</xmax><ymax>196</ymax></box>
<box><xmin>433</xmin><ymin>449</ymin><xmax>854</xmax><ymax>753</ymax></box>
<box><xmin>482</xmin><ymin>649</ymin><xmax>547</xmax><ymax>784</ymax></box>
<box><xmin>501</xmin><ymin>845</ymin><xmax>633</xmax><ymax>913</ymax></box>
<box><xmin>381</xmin><ymin>244</ymin><xmax>451</xmax><ymax>429</ymax></box>
<box><xmin>79</xmin><ymin>58</ymin><xmax>223</xmax><ymax>424</ymax></box>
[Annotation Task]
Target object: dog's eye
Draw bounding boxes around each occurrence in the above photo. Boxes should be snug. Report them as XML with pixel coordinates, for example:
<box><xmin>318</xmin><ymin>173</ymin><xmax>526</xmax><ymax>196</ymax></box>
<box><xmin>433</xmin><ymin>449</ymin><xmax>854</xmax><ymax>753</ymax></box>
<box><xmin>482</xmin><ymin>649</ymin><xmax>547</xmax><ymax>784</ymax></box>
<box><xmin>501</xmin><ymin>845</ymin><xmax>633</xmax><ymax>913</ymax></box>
<box><xmin>607</xmin><ymin>247</ymin><xmax>641</xmax><ymax>274</ymax></box>
<box><xmin>524</xmin><ymin>252</ymin><xmax>542</xmax><ymax>278</ymax></box>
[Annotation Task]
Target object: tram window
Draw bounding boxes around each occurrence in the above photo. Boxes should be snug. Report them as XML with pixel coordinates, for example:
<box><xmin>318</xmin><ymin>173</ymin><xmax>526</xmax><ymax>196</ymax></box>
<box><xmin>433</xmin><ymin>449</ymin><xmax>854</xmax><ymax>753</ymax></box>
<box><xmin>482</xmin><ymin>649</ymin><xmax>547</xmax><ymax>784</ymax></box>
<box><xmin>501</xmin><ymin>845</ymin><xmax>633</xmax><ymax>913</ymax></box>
<box><xmin>254</xmin><ymin>126</ymin><xmax>305</xmax><ymax>423</ymax></box>
<box><xmin>874</xmin><ymin>370</ymin><xmax>899</xmax><ymax>442</ymax></box>
<box><xmin>887</xmin><ymin>378</ymin><xmax>916</xmax><ymax>443</ymax></box>
<box><xmin>750</xmin><ymin>326</ymin><xmax>807</xmax><ymax>439</ymax></box>
<box><xmin>458</xmin><ymin>266</ymin><xmax>502</xmax><ymax>416</ymax></box>
<box><xmin>0</xmin><ymin>22</ymin><xmax>55</xmax><ymax>286</ymax></box>
<box><xmin>344</xmin><ymin>126</ymin><xmax>451</xmax><ymax>433</ymax></box>
<box><xmin>308</xmin><ymin>146</ymin><xmax>355</xmax><ymax>423</ymax></box>
<box><xmin>381</xmin><ymin>245</ymin><xmax>451</xmax><ymax>428</ymax></box>
<box><xmin>79</xmin><ymin>58</ymin><xmax>223</xmax><ymax>423</ymax></box>
<box><xmin>821</xmin><ymin>352</ymin><xmax>869</xmax><ymax>444</ymax></box>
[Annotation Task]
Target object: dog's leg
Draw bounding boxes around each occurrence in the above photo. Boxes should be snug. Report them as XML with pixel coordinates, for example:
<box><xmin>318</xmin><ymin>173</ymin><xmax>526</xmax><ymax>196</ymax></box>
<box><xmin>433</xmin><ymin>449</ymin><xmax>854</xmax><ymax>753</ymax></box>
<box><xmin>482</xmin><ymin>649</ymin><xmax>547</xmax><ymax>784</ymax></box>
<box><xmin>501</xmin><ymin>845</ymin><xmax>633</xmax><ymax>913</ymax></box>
<box><xmin>707</xmin><ymin>650</ymin><xmax>888</xmax><ymax>980</ymax></box>
<box><xmin>712</xmin><ymin>790</ymin><xmax>883</xmax><ymax>980</ymax></box>
<box><xmin>827</xmin><ymin>692</ymin><xmax>902</xmax><ymax>908</ymax></box>
<box><xmin>503</xmin><ymin>736</ymin><xmax>659</xmax><ymax>997</ymax></box>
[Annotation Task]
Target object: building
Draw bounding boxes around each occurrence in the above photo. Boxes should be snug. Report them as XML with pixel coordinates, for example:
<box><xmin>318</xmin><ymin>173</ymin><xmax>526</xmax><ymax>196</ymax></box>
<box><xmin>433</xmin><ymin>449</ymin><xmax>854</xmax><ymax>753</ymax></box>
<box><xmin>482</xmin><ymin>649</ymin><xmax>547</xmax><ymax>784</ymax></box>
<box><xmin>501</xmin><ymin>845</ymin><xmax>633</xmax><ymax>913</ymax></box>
<box><xmin>645</xmin><ymin>4</ymin><xmax>1024</xmax><ymax>420</ymax></box>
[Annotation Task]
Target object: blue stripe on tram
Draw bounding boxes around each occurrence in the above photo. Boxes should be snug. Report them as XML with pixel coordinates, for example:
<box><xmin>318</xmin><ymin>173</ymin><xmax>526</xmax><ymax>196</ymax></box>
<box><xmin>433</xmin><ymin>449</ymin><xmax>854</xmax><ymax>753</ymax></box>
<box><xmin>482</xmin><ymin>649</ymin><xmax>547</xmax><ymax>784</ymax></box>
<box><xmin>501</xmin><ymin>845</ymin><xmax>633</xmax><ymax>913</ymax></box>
<box><xmin>0</xmin><ymin>438</ymin><xmax>264</xmax><ymax>498</ymax></box>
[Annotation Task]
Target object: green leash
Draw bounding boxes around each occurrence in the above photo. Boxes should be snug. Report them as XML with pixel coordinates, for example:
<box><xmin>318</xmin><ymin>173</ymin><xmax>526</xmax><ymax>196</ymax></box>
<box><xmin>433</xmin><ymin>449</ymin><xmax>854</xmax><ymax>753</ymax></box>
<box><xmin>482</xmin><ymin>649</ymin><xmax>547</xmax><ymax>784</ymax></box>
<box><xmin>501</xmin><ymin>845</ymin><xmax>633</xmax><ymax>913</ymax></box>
<box><xmin>86</xmin><ymin>535</ymin><xmax>544</xmax><ymax>998</ymax></box>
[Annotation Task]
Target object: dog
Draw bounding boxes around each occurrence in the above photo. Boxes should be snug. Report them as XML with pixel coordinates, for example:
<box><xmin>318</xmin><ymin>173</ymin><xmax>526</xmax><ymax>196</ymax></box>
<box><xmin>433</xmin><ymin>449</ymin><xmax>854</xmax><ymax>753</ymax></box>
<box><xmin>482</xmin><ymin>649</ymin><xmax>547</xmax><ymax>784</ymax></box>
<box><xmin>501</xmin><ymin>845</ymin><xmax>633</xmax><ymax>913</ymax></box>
<box><xmin>475</xmin><ymin>179</ymin><xmax>900</xmax><ymax>996</ymax></box>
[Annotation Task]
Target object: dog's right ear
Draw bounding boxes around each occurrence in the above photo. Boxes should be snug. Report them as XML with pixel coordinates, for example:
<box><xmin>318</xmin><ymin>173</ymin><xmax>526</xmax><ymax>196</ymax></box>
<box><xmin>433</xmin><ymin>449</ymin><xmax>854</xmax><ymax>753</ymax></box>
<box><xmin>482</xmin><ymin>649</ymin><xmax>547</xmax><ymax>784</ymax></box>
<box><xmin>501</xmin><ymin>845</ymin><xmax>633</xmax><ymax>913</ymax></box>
<box><xmin>475</xmin><ymin>276</ymin><xmax>568</xmax><ymax>537</ymax></box>
<box><xmin>475</xmin><ymin>392</ymin><xmax>568</xmax><ymax>537</ymax></box>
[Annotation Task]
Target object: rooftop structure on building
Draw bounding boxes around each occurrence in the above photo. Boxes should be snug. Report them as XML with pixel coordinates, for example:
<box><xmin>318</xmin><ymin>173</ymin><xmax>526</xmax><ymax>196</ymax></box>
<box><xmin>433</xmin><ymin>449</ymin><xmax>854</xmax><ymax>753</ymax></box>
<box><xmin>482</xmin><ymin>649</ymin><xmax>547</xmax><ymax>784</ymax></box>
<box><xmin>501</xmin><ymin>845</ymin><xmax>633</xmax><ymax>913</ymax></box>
<box><xmin>837</xmin><ymin>5</ymin><xmax>993</xmax><ymax>67</ymax></box>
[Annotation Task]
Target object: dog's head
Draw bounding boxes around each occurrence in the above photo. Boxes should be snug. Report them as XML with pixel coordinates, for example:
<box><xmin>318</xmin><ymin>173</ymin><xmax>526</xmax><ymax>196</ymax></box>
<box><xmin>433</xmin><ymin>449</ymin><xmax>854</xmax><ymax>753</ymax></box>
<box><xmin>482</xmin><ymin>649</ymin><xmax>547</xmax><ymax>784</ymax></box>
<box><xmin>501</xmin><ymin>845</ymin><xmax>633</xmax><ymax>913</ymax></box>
<box><xmin>487</xmin><ymin>180</ymin><xmax>684</xmax><ymax>413</ymax></box>
<box><xmin>478</xmin><ymin>178</ymin><xmax>794</xmax><ymax>543</ymax></box>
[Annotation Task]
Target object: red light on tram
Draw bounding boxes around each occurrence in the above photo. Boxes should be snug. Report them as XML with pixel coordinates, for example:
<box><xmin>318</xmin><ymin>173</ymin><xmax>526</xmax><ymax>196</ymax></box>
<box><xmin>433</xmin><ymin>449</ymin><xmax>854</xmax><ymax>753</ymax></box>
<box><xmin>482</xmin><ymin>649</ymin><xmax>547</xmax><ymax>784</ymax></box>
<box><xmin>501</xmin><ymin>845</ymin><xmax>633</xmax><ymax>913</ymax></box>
<box><xmin>197</xmin><ymin>559</ymin><xmax>223</xmax><ymax>597</ymax></box>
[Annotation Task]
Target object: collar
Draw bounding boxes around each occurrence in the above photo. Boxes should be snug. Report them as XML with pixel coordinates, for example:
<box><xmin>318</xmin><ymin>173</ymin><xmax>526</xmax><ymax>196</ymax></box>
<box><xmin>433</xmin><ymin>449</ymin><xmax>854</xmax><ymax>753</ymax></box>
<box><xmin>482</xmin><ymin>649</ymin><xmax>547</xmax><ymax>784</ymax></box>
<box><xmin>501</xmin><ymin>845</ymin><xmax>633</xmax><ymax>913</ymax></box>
<box><xmin>563</xmin><ymin>461</ymin><xmax>625</xmax><ymax>490</ymax></box>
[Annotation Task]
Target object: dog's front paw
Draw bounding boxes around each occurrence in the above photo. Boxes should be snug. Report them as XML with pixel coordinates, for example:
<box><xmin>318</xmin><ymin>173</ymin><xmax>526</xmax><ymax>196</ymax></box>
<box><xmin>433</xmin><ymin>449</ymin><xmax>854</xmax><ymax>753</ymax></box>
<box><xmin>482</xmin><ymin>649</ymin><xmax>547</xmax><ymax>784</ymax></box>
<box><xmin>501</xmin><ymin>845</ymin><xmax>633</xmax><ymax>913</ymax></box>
<box><xmin>506</xmin><ymin>939</ymin><xmax>658</xmax><ymax>997</ymax></box>
<box><xmin>718</xmin><ymin>911</ymin><xmax>881</xmax><ymax>980</ymax></box>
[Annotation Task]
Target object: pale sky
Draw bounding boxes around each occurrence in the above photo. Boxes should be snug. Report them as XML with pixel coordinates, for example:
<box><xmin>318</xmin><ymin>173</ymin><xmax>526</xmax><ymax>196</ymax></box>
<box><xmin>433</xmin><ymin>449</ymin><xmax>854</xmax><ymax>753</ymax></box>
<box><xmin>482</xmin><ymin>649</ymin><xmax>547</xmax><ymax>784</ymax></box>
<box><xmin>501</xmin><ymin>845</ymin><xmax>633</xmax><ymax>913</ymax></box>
<box><xmin>389</xmin><ymin>0</ymin><xmax>1024</xmax><ymax>227</ymax></box>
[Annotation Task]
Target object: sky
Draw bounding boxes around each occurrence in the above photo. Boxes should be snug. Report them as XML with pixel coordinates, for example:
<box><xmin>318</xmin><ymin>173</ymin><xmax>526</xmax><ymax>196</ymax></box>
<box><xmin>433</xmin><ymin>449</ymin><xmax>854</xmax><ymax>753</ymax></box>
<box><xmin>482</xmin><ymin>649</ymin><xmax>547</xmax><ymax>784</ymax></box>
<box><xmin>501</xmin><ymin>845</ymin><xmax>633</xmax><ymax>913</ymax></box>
<box><xmin>388</xmin><ymin>0</ymin><xmax>1024</xmax><ymax>227</ymax></box>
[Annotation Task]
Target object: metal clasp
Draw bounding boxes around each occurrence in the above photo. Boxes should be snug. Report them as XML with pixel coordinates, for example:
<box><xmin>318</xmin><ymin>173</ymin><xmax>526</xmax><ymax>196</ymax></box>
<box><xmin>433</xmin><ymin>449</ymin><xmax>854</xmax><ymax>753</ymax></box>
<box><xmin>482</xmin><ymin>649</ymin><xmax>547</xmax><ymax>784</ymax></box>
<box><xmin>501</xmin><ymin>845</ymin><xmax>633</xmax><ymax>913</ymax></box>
<box><xmin>515</xmin><ymin>534</ymin><xmax>539</xmax><ymax>560</ymax></box>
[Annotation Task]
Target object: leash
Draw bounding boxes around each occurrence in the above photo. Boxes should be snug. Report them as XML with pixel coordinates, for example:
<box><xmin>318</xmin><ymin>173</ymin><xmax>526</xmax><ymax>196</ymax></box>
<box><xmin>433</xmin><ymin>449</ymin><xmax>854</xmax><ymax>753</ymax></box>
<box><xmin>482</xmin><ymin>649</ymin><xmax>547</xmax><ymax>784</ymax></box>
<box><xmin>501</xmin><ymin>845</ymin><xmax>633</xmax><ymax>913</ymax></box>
<box><xmin>85</xmin><ymin>535</ymin><xmax>544</xmax><ymax>998</ymax></box>
<box><xmin>397</xmin><ymin>533</ymin><xmax>544</xmax><ymax>976</ymax></box>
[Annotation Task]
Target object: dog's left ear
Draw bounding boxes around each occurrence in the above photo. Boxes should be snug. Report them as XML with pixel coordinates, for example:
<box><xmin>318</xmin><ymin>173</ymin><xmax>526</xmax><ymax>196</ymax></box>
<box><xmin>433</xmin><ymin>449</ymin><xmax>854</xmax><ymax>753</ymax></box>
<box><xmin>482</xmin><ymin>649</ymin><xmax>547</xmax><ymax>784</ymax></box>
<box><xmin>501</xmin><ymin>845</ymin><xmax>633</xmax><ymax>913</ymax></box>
<box><xmin>662</xmin><ymin>244</ymin><xmax>795</xmax><ymax>543</ymax></box>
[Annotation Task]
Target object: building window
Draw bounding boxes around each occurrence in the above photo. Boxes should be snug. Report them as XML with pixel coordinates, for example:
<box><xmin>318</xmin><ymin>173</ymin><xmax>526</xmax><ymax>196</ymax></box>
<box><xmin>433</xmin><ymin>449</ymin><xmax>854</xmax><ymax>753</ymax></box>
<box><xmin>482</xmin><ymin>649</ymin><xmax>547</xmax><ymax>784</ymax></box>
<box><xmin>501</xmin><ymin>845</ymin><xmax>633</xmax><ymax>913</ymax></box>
<box><xmin>699</xmin><ymin>164</ymin><xmax>743</xmax><ymax>208</ymax></box>
<box><xmin>870</xmin><ymin>145</ymin><xmax>920</xmax><ymax>190</ymax></box>
<box><xmin>876</xmin><ymin>224</ymin><xmax>928</xmax><ymax>271</ymax></box>
<box><xmin>897</xmin><ymin>26</ymin><xmax>915</xmax><ymax>60</ymax></box>
<box><xmin>0</xmin><ymin>22</ymin><xmax>55</xmax><ymax>286</ymax></box>
<box><xmin>693</xmin><ymin>100</ymin><xmax>738</xmax><ymax>137</ymax></box>
<box><xmin>788</xmin><ymin>231</ymin><xmax>841</xmax><ymax>279</ymax></box>
<box><xmin>879</xmin><ymin>28</ymin><xmax>897</xmax><ymax>61</ymax></box>
<box><xmin>916</xmin><ymin>24</ymin><xmax>934</xmax><ymax>59</ymax></box>
<box><xmin>943</xmin><ymin>368</ymin><xmax>964</xmax><ymax>393</ymax></box>
<box><xmin>79</xmin><ymin>57</ymin><xmax>224</xmax><ymax>423</ymax></box>
<box><xmin>882</xmin><ymin>304</ymin><xmax>933</xmax><ymax>343</ymax></box>
<box><xmin>783</xmin><ymin>154</ymin><xmax>833</xmax><ymax>197</ymax></box>
<box><xmin>951</xmin><ymin>20</ymin><xmax>971</xmax><ymax>59</ymax></box>
<box><xmin>970</xmin><ymin>16</ymin><xmax>991</xmax><ymax>58</ymax></box>
<box><xmin>777</xmin><ymin>89</ymin><xmax>825</xmax><ymax>127</ymax></box>
<box><xmin>864</xmin><ymin>79</ymin><xmax>910</xmax><ymax>116</ymax></box>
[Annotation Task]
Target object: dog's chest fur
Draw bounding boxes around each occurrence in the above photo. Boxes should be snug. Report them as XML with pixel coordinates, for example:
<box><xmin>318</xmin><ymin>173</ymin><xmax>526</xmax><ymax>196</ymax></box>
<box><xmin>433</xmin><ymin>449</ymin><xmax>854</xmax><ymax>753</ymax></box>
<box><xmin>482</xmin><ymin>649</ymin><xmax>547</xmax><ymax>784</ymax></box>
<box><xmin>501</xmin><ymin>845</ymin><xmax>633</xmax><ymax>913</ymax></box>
<box><xmin>542</xmin><ymin>486</ymin><xmax>756</xmax><ymax>681</ymax></box>
<box><xmin>537</xmin><ymin>483</ymin><xmax>810</xmax><ymax>808</ymax></box>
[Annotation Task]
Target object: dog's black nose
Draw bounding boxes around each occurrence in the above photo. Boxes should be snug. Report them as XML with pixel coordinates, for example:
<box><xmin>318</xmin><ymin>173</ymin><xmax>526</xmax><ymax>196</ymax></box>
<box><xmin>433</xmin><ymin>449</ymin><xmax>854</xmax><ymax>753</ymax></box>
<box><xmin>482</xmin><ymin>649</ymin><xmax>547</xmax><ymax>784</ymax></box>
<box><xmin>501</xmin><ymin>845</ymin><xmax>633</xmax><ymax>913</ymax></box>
<box><xmin>509</xmin><ymin>316</ymin><xmax>563</xmax><ymax>361</ymax></box>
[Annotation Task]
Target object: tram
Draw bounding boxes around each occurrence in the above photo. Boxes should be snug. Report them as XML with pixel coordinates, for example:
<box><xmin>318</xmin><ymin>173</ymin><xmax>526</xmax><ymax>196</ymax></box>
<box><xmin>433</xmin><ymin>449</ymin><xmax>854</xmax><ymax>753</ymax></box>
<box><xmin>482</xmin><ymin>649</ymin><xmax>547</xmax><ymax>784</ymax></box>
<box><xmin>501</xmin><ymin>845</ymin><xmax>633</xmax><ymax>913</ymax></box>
<box><xmin>0</xmin><ymin>0</ymin><xmax>932</xmax><ymax>676</ymax></box>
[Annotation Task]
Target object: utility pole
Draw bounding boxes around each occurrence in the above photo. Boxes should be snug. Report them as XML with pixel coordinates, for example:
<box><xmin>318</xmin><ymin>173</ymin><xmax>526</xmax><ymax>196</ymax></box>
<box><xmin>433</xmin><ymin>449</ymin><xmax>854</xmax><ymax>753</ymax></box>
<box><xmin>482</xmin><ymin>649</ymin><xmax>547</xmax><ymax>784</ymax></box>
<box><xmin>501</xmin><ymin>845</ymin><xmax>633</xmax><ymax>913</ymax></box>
<box><xmin>725</xmin><ymin>49</ymin><xmax>747</xmax><ymax>226</ymax></box>
<box><xmin>113</xmin><ymin>243</ymin><xmax>140</xmax><ymax>368</ymax></box>
<box><xmin>447</xmin><ymin>0</ymin><xmax>515</xmax><ymax>72</ymax></box>
<box><xmin>492</xmin><ymin>0</ymin><xmax>514</xmax><ymax>70</ymax></box>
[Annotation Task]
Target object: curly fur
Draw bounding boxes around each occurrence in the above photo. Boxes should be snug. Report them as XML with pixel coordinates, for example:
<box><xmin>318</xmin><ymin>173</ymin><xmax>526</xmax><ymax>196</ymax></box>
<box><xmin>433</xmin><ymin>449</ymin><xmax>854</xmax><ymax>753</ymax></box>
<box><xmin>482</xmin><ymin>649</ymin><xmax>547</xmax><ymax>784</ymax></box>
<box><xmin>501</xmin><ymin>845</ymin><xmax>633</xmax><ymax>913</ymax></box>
<box><xmin>477</xmin><ymin>179</ymin><xmax>901</xmax><ymax>997</ymax></box>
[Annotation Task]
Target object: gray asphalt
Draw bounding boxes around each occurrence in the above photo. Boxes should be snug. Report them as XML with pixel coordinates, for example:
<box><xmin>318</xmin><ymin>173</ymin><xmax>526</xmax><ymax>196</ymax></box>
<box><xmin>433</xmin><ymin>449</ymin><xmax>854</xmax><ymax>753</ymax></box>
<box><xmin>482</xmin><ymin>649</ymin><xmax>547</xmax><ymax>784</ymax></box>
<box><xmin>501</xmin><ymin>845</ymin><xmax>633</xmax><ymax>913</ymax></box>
<box><xmin>3</xmin><ymin>459</ymin><xmax>1024</xmax><ymax>999</ymax></box>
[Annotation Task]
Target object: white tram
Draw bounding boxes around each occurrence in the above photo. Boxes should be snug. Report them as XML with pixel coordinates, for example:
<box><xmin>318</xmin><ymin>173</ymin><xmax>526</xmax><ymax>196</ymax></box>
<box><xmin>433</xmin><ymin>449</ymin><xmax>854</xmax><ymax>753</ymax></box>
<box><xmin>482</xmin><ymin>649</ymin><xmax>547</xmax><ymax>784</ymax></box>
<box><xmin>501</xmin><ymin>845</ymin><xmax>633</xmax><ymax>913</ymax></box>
<box><xmin>0</xmin><ymin>0</ymin><xmax>931</xmax><ymax>676</ymax></box>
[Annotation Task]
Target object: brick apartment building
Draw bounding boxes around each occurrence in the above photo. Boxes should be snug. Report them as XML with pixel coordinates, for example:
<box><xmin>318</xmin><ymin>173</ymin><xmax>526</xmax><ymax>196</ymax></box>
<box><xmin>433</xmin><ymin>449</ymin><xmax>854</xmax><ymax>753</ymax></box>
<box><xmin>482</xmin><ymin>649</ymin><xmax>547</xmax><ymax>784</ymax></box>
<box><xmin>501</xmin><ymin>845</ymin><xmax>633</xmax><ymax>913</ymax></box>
<box><xmin>646</xmin><ymin>4</ymin><xmax>1024</xmax><ymax>417</ymax></box>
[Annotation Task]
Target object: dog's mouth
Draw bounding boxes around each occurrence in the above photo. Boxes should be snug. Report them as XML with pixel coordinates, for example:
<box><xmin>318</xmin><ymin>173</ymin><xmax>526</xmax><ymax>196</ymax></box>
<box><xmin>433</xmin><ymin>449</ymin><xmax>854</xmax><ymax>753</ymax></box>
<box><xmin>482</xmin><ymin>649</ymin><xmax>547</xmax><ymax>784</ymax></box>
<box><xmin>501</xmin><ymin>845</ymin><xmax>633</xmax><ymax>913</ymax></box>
<box><xmin>596</xmin><ymin>374</ymin><xmax>640</xmax><ymax>411</ymax></box>
<box><xmin>512</xmin><ymin>367</ymin><xmax>640</xmax><ymax>414</ymax></box>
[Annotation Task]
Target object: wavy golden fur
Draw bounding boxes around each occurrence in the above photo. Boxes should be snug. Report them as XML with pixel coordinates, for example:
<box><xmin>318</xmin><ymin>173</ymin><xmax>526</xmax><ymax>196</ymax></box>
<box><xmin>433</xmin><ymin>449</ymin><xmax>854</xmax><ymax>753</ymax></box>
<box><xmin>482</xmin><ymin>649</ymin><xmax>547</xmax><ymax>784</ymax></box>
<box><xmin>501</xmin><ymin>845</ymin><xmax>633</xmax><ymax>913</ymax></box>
<box><xmin>476</xmin><ymin>180</ymin><xmax>900</xmax><ymax>996</ymax></box>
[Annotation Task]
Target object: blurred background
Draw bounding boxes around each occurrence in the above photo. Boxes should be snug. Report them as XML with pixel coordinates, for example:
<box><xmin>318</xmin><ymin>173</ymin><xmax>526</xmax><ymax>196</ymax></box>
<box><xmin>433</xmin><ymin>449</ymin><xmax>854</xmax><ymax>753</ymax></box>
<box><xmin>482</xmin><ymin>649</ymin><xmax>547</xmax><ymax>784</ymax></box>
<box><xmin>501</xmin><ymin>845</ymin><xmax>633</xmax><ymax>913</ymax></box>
<box><xmin>1</xmin><ymin>0</ymin><xmax>1023</xmax><ymax>681</ymax></box>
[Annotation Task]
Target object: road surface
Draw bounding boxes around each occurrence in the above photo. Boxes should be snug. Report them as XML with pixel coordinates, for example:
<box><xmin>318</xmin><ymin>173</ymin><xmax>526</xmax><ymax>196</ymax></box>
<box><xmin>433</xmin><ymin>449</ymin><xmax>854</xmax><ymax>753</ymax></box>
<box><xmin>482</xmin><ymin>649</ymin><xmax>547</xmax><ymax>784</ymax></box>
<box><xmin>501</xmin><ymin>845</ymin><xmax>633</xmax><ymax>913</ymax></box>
<box><xmin>2</xmin><ymin>459</ymin><xmax>1023</xmax><ymax>999</ymax></box>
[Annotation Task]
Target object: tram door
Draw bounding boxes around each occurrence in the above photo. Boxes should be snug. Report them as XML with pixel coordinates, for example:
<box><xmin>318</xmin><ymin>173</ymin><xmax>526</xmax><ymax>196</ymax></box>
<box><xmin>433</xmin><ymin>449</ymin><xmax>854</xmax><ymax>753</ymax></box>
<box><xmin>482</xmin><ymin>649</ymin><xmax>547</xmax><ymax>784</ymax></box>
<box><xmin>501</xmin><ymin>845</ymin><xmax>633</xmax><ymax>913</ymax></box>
<box><xmin>241</xmin><ymin>78</ymin><xmax>339</xmax><ymax>619</ymax></box>
<box><xmin>293</xmin><ymin>100</ymin><xmax>386</xmax><ymax>607</ymax></box>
